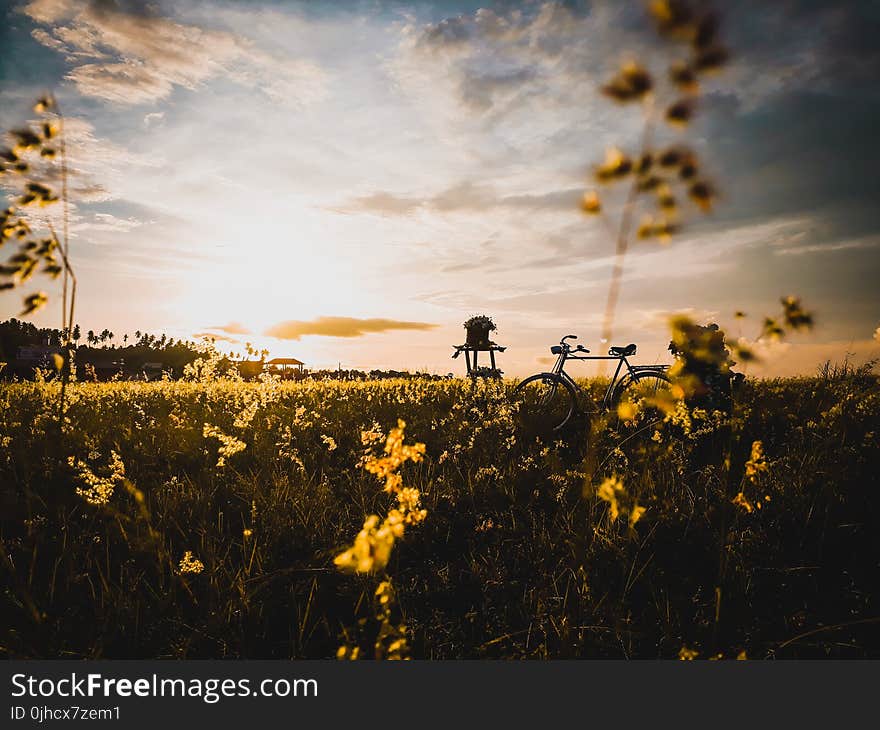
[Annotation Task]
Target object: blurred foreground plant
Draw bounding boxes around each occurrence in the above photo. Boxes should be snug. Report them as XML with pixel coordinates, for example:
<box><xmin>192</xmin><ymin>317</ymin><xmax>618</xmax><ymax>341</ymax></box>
<box><xmin>2</xmin><ymin>95</ymin><xmax>73</xmax><ymax>329</ymax></box>
<box><xmin>335</xmin><ymin>419</ymin><xmax>427</xmax><ymax>660</ymax></box>
<box><xmin>1</xmin><ymin>94</ymin><xmax>77</xmax><ymax>423</ymax></box>
<box><xmin>581</xmin><ymin>1</ymin><xmax>730</xmax><ymax>353</ymax></box>
<box><xmin>661</xmin><ymin>295</ymin><xmax>814</xmax><ymax>653</ymax></box>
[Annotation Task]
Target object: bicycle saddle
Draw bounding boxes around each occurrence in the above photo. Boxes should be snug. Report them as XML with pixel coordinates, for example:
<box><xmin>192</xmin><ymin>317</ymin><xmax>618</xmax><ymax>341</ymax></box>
<box><xmin>609</xmin><ymin>343</ymin><xmax>637</xmax><ymax>356</ymax></box>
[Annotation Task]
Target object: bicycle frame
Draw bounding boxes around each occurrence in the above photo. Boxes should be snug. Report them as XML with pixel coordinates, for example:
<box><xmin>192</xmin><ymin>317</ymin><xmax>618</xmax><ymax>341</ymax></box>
<box><xmin>548</xmin><ymin>348</ymin><xmax>669</xmax><ymax>412</ymax></box>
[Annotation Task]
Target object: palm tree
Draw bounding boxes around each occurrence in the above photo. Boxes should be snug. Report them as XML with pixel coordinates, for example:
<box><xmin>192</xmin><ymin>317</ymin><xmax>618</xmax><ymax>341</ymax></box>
<box><xmin>87</xmin><ymin>330</ymin><xmax>95</xmax><ymax>346</ymax></box>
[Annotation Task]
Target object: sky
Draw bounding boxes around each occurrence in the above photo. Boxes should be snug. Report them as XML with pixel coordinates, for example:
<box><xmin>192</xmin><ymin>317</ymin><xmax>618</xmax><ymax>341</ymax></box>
<box><xmin>1</xmin><ymin>0</ymin><xmax>878</xmax><ymax>376</ymax></box>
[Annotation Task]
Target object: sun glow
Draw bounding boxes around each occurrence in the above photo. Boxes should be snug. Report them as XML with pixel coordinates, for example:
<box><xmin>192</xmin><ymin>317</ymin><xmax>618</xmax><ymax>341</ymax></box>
<box><xmin>171</xmin><ymin>204</ymin><xmax>370</xmax><ymax>344</ymax></box>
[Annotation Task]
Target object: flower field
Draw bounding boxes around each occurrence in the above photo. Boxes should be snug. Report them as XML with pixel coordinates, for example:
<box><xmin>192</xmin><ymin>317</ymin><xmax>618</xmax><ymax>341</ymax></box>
<box><xmin>1</xmin><ymin>371</ymin><xmax>879</xmax><ymax>659</ymax></box>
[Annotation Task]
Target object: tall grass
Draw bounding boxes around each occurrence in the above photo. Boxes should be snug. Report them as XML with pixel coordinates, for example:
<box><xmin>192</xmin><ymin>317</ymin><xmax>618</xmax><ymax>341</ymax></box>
<box><xmin>1</xmin><ymin>372</ymin><xmax>878</xmax><ymax>659</ymax></box>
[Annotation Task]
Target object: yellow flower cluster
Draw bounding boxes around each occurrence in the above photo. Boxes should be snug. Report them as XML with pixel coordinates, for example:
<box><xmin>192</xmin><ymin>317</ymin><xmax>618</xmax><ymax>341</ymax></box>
<box><xmin>744</xmin><ymin>440</ymin><xmax>768</xmax><ymax>482</ymax></box>
<box><xmin>203</xmin><ymin>423</ymin><xmax>246</xmax><ymax>467</ymax></box>
<box><xmin>596</xmin><ymin>475</ymin><xmax>646</xmax><ymax>528</ymax></box>
<box><xmin>731</xmin><ymin>491</ymin><xmax>754</xmax><ymax>514</ymax></box>
<box><xmin>363</xmin><ymin>419</ymin><xmax>426</xmax><ymax>494</ymax></box>
<box><xmin>336</xmin><ymin>645</ymin><xmax>360</xmax><ymax>660</ymax></box>
<box><xmin>732</xmin><ymin>441</ymin><xmax>772</xmax><ymax>513</ymax></box>
<box><xmin>178</xmin><ymin>551</ymin><xmax>204</xmax><ymax>575</ymax></box>
<box><xmin>373</xmin><ymin>580</ymin><xmax>410</xmax><ymax>660</ymax></box>
<box><xmin>69</xmin><ymin>450</ymin><xmax>126</xmax><ymax>506</ymax></box>
<box><xmin>334</xmin><ymin>420</ymin><xmax>426</xmax><ymax>574</ymax></box>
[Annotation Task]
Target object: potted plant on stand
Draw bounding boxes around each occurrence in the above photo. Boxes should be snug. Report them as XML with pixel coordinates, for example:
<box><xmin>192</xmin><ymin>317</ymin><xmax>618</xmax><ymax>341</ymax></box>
<box><xmin>463</xmin><ymin>315</ymin><xmax>496</xmax><ymax>349</ymax></box>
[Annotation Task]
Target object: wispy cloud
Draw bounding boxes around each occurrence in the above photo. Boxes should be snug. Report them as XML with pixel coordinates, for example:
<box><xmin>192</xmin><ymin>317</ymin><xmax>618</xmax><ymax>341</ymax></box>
<box><xmin>264</xmin><ymin>317</ymin><xmax>438</xmax><ymax>341</ymax></box>
<box><xmin>74</xmin><ymin>211</ymin><xmax>143</xmax><ymax>233</ymax></box>
<box><xmin>774</xmin><ymin>234</ymin><xmax>880</xmax><ymax>256</ymax></box>
<box><xmin>191</xmin><ymin>331</ymin><xmax>241</xmax><ymax>344</ymax></box>
<box><xmin>19</xmin><ymin>0</ymin><xmax>327</xmax><ymax>105</ymax></box>
<box><xmin>143</xmin><ymin>111</ymin><xmax>164</xmax><ymax>129</ymax></box>
<box><xmin>335</xmin><ymin>181</ymin><xmax>581</xmax><ymax>217</ymax></box>
<box><xmin>208</xmin><ymin>321</ymin><xmax>252</xmax><ymax>335</ymax></box>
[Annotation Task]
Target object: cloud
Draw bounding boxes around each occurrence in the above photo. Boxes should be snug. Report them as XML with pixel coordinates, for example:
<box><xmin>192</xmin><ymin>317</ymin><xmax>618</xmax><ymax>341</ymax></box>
<box><xmin>264</xmin><ymin>316</ymin><xmax>438</xmax><ymax>341</ymax></box>
<box><xmin>340</xmin><ymin>191</ymin><xmax>423</xmax><ymax>216</ymax></box>
<box><xmin>393</xmin><ymin>2</ymin><xmax>632</xmax><ymax>122</ymax></box>
<box><xmin>208</xmin><ymin>321</ymin><xmax>252</xmax><ymax>335</ymax></box>
<box><xmin>67</xmin><ymin>63</ymin><xmax>173</xmax><ymax>105</ymax></box>
<box><xmin>143</xmin><ymin>111</ymin><xmax>164</xmax><ymax>129</ymax></box>
<box><xmin>20</xmin><ymin>0</ymin><xmax>327</xmax><ymax>105</ymax></box>
<box><xmin>774</xmin><ymin>234</ymin><xmax>880</xmax><ymax>256</ymax></box>
<box><xmin>37</xmin><ymin>116</ymin><xmax>158</xmax><ymax>205</ymax></box>
<box><xmin>75</xmin><ymin>212</ymin><xmax>143</xmax><ymax>233</ymax></box>
<box><xmin>191</xmin><ymin>332</ymin><xmax>240</xmax><ymax>345</ymax></box>
<box><xmin>335</xmin><ymin>181</ymin><xmax>582</xmax><ymax>217</ymax></box>
<box><xmin>635</xmin><ymin>307</ymin><xmax>721</xmax><ymax>330</ymax></box>
<box><xmin>18</xmin><ymin>0</ymin><xmax>70</xmax><ymax>24</ymax></box>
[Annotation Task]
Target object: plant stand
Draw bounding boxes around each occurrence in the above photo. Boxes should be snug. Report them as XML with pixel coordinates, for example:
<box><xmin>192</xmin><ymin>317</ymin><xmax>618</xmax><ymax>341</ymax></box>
<box><xmin>451</xmin><ymin>342</ymin><xmax>506</xmax><ymax>378</ymax></box>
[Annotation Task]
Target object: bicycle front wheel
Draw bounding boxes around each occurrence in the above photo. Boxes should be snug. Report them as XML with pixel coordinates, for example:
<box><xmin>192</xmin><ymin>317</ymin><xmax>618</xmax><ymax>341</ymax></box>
<box><xmin>510</xmin><ymin>373</ymin><xmax>577</xmax><ymax>433</ymax></box>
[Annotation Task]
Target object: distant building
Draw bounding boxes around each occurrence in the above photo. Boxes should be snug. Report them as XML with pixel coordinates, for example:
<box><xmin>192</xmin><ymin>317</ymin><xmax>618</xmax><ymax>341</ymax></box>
<box><xmin>266</xmin><ymin>357</ymin><xmax>305</xmax><ymax>373</ymax></box>
<box><xmin>139</xmin><ymin>362</ymin><xmax>164</xmax><ymax>381</ymax></box>
<box><xmin>15</xmin><ymin>344</ymin><xmax>61</xmax><ymax>367</ymax></box>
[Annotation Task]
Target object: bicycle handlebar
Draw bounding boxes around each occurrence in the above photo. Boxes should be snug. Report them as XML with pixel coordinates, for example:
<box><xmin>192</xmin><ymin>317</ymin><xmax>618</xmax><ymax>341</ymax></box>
<box><xmin>555</xmin><ymin>336</ymin><xmax>591</xmax><ymax>354</ymax></box>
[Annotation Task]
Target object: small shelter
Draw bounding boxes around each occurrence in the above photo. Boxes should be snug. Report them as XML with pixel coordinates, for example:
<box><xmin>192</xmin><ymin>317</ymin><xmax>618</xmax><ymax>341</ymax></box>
<box><xmin>266</xmin><ymin>357</ymin><xmax>305</xmax><ymax>373</ymax></box>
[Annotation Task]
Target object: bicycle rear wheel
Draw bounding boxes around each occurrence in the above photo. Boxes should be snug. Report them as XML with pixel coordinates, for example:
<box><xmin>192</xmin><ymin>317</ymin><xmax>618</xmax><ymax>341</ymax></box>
<box><xmin>611</xmin><ymin>371</ymin><xmax>672</xmax><ymax>429</ymax></box>
<box><xmin>510</xmin><ymin>373</ymin><xmax>577</xmax><ymax>434</ymax></box>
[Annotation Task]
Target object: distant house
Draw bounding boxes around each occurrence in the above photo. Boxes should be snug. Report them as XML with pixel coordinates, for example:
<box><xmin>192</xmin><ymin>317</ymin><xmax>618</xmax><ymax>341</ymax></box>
<box><xmin>140</xmin><ymin>362</ymin><xmax>164</xmax><ymax>380</ymax></box>
<box><xmin>15</xmin><ymin>344</ymin><xmax>61</xmax><ymax>368</ymax></box>
<box><xmin>266</xmin><ymin>357</ymin><xmax>305</xmax><ymax>373</ymax></box>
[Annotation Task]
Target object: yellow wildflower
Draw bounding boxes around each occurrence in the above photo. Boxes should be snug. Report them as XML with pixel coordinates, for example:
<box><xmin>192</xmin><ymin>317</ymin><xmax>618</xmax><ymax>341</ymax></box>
<box><xmin>203</xmin><ymin>424</ymin><xmax>246</xmax><ymax>467</ymax></box>
<box><xmin>744</xmin><ymin>440</ymin><xmax>768</xmax><ymax>482</ymax></box>
<box><xmin>178</xmin><ymin>551</ymin><xmax>204</xmax><ymax>575</ymax></box>
<box><xmin>334</xmin><ymin>420</ymin><xmax>427</xmax><ymax>574</ymax></box>
<box><xmin>70</xmin><ymin>450</ymin><xmax>126</xmax><ymax>506</ymax></box>
<box><xmin>336</xmin><ymin>645</ymin><xmax>360</xmax><ymax>660</ymax></box>
<box><xmin>731</xmin><ymin>491</ymin><xmax>753</xmax><ymax>513</ymax></box>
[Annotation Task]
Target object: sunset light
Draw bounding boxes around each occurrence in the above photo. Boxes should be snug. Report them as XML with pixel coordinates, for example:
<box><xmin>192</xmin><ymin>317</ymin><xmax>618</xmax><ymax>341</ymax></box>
<box><xmin>2</xmin><ymin>0</ymin><xmax>880</xmax><ymax>690</ymax></box>
<box><xmin>1</xmin><ymin>0</ymin><xmax>876</xmax><ymax>375</ymax></box>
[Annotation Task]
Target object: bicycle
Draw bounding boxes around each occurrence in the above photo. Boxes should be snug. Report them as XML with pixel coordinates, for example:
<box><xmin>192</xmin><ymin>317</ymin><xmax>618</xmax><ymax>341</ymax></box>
<box><xmin>510</xmin><ymin>334</ymin><xmax>671</xmax><ymax>432</ymax></box>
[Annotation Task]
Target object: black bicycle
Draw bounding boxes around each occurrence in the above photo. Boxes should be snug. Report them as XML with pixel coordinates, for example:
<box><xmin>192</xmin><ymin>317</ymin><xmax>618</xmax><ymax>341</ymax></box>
<box><xmin>510</xmin><ymin>334</ymin><xmax>671</xmax><ymax>431</ymax></box>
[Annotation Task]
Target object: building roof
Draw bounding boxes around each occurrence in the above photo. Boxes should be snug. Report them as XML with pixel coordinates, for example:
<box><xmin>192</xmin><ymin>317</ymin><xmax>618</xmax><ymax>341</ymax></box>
<box><xmin>267</xmin><ymin>357</ymin><xmax>304</xmax><ymax>366</ymax></box>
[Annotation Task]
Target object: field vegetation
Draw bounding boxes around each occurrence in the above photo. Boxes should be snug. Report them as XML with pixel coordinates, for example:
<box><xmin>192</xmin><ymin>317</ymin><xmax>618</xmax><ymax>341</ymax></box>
<box><xmin>2</xmin><ymin>359</ymin><xmax>878</xmax><ymax>659</ymax></box>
